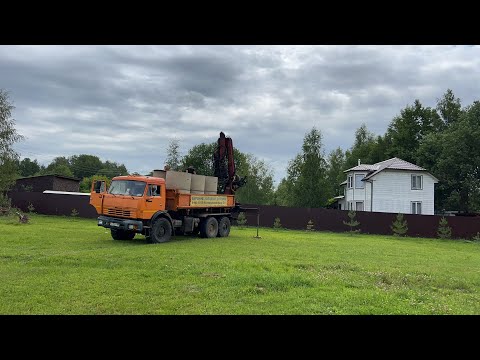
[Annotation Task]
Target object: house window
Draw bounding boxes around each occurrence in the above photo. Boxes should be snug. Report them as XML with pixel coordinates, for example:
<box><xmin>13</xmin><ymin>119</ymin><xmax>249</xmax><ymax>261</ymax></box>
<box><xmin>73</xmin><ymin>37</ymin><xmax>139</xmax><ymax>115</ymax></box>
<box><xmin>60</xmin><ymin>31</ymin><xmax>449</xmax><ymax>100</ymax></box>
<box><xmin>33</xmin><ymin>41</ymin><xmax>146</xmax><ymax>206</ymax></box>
<box><xmin>356</xmin><ymin>201</ymin><xmax>364</xmax><ymax>211</ymax></box>
<box><xmin>355</xmin><ymin>174</ymin><xmax>365</xmax><ymax>189</ymax></box>
<box><xmin>412</xmin><ymin>175</ymin><xmax>423</xmax><ymax>190</ymax></box>
<box><xmin>348</xmin><ymin>175</ymin><xmax>353</xmax><ymax>189</ymax></box>
<box><xmin>411</xmin><ymin>202</ymin><xmax>422</xmax><ymax>214</ymax></box>
<box><xmin>348</xmin><ymin>201</ymin><xmax>354</xmax><ymax>210</ymax></box>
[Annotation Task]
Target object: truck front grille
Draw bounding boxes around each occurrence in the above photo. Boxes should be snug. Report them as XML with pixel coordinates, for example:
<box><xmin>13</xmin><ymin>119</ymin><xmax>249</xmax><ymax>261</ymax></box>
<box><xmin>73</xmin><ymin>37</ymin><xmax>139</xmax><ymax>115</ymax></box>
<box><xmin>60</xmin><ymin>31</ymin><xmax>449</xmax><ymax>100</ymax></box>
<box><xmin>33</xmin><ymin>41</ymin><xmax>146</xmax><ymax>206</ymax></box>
<box><xmin>106</xmin><ymin>208</ymin><xmax>132</xmax><ymax>218</ymax></box>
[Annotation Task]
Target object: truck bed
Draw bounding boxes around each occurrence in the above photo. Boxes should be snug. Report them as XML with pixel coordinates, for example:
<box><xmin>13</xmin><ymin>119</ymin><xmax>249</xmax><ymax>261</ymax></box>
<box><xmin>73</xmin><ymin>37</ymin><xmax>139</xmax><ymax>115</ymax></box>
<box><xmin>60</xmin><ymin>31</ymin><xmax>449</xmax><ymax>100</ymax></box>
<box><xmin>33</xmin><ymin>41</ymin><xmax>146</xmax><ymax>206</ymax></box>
<box><xmin>166</xmin><ymin>189</ymin><xmax>235</xmax><ymax>211</ymax></box>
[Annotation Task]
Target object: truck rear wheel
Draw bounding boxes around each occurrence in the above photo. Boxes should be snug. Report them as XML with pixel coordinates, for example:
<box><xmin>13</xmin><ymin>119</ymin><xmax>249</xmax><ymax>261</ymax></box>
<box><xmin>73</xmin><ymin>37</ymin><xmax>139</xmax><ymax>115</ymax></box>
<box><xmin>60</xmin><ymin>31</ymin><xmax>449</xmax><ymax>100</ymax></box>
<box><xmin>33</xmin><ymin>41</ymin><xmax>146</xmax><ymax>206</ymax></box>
<box><xmin>217</xmin><ymin>217</ymin><xmax>231</xmax><ymax>237</ymax></box>
<box><xmin>200</xmin><ymin>217</ymin><xmax>218</xmax><ymax>238</ymax></box>
<box><xmin>149</xmin><ymin>217</ymin><xmax>172</xmax><ymax>244</ymax></box>
<box><xmin>111</xmin><ymin>229</ymin><xmax>135</xmax><ymax>241</ymax></box>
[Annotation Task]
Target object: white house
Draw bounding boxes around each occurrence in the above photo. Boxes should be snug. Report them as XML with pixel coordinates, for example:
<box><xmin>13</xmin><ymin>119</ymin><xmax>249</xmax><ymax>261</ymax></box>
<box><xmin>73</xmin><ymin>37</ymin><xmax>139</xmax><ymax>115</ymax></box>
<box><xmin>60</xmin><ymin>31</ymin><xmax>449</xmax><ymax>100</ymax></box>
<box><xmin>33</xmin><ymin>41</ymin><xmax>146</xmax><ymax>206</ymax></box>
<box><xmin>336</xmin><ymin>157</ymin><xmax>439</xmax><ymax>215</ymax></box>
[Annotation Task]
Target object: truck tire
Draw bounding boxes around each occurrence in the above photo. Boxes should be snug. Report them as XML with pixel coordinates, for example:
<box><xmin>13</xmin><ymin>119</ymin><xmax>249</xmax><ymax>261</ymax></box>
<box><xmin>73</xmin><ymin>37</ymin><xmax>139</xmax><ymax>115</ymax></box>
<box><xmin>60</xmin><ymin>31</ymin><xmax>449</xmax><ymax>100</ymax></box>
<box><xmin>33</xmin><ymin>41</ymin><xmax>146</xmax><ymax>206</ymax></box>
<box><xmin>217</xmin><ymin>217</ymin><xmax>231</xmax><ymax>237</ymax></box>
<box><xmin>200</xmin><ymin>217</ymin><xmax>218</xmax><ymax>238</ymax></box>
<box><xmin>149</xmin><ymin>217</ymin><xmax>172</xmax><ymax>243</ymax></box>
<box><xmin>111</xmin><ymin>229</ymin><xmax>135</xmax><ymax>241</ymax></box>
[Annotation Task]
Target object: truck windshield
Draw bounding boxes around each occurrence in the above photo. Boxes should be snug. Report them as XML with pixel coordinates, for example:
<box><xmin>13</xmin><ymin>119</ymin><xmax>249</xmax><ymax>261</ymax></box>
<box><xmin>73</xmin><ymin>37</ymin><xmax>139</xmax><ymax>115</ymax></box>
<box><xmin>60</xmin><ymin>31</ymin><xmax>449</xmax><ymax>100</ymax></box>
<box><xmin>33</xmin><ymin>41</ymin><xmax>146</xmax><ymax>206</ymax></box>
<box><xmin>108</xmin><ymin>180</ymin><xmax>146</xmax><ymax>197</ymax></box>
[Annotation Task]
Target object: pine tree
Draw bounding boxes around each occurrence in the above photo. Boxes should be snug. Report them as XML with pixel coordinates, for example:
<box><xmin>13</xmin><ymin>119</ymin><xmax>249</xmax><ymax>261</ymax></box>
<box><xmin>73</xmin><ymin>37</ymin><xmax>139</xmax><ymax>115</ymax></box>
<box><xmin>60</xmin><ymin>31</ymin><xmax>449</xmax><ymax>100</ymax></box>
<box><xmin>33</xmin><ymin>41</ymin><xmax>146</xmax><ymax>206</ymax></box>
<box><xmin>236</xmin><ymin>212</ymin><xmax>247</xmax><ymax>228</ymax></box>
<box><xmin>165</xmin><ymin>139</ymin><xmax>182</xmax><ymax>171</ymax></box>
<box><xmin>273</xmin><ymin>217</ymin><xmax>282</xmax><ymax>229</ymax></box>
<box><xmin>437</xmin><ymin>216</ymin><xmax>452</xmax><ymax>239</ymax></box>
<box><xmin>306</xmin><ymin>220</ymin><xmax>315</xmax><ymax>231</ymax></box>
<box><xmin>286</xmin><ymin>127</ymin><xmax>328</xmax><ymax>207</ymax></box>
<box><xmin>343</xmin><ymin>210</ymin><xmax>360</xmax><ymax>234</ymax></box>
<box><xmin>391</xmin><ymin>213</ymin><xmax>408</xmax><ymax>236</ymax></box>
<box><xmin>472</xmin><ymin>232</ymin><xmax>480</xmax><ymax>242</ymax></box>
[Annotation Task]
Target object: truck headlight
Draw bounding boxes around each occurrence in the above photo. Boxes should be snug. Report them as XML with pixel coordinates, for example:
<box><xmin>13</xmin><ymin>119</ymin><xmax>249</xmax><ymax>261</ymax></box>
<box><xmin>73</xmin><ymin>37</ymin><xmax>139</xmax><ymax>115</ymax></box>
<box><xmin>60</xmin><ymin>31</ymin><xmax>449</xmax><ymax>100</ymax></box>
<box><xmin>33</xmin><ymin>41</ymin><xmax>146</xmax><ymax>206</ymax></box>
<box><xmin>98</xmin><ymin>220</ymin><xmax>103</xmax><ymax>225</ymax></box>
<box><xmin>128</xmin><ymin>224</ymin><xmax>134</xmax><ymax>229</ymax></box>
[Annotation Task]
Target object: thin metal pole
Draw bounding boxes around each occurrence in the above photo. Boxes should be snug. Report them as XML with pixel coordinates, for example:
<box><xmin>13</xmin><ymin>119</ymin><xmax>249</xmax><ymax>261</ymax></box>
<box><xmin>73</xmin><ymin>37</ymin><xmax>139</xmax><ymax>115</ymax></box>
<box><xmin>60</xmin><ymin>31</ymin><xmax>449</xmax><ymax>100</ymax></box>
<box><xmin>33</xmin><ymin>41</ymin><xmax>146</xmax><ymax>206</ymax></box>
<box><xmin>257</xmin><ymin>210</ymin><xmax>259</xmax><ymax>237</ymax></box>
<box><xmin>254</xmin><ymin>208</ymin><xmax>261</xmax><ymax>238</ymax></box>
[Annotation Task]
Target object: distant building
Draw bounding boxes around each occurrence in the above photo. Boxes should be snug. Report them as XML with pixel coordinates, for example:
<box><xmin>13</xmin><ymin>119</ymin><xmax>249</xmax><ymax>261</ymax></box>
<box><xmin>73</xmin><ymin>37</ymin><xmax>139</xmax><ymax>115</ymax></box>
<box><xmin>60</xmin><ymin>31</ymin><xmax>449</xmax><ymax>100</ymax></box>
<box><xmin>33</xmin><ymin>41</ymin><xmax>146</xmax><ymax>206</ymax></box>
<box><xmin>336</xmin><ymin>157</ymin><xmax>439</xmax><ymax>215</ymax></box>
<box><xmin>11</xmin><ymin>175</ymin><xmax>81</xmax><ymax>193</ymax></box>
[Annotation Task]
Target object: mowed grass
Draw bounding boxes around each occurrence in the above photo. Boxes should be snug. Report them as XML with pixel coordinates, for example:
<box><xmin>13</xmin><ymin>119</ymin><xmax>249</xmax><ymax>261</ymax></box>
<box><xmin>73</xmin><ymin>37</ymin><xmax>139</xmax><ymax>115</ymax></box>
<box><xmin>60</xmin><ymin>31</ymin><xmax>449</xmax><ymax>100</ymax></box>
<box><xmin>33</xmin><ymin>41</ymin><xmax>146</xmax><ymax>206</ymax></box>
<box><xmin>1</xmin><ymin>214</ymin><xmax>479</xmax><ymax>314</ymax></box>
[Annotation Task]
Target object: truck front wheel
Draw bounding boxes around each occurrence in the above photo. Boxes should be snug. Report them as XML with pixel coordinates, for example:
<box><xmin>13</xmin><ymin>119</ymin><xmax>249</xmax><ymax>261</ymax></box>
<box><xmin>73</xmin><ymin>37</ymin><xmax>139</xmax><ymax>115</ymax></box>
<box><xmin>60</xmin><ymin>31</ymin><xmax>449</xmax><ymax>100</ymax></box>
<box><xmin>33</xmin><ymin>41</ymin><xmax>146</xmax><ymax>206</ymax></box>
<box><xmin>200</xmin><ymin>217</ymin><xmax>218</xmax><ymax>238</ymax></box>
<box><xmin>149</xmin><ymin>217</ymin><xmax>172</xmax><ymax>244</ymax></box>
<box><xmin>111</xmin><ymin>229</ymin><xmax>136</xmax><ymax>241</ymax></box>
<box><xmin>217</xmin><ymin>217</ymin><xmax>231</xmax><ymax>237</ymax></box>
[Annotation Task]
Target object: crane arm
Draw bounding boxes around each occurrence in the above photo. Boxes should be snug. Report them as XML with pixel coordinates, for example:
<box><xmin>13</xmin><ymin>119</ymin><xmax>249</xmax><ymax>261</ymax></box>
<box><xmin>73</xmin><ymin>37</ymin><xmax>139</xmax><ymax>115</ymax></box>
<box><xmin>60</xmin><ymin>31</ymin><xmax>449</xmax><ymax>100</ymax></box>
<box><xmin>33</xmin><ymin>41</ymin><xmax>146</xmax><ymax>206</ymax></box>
<box><xmin>213</xmin><ymin>132</ymin><xmax>246</xmax><ymax>194</ymax></box>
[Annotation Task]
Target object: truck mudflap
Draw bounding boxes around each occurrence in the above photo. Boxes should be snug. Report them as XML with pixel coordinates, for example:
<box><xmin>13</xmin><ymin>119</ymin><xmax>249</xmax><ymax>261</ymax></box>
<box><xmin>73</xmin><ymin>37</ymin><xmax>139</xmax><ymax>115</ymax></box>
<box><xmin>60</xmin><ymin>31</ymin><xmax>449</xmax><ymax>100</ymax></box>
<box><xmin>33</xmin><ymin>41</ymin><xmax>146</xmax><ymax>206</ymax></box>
<box><xmin>97</xmin><ymin>215</ymin><xmax>144</xmax><ymax>233</ymax></box>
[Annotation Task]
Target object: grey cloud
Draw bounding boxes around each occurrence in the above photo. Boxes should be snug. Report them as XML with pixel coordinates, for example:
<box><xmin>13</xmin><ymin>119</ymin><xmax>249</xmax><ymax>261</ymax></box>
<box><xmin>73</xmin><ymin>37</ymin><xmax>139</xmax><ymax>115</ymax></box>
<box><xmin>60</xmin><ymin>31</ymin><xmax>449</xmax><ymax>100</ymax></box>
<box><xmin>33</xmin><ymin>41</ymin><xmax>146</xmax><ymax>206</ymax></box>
<box><xmin>3</xmin><ymin>45</ymin><xmax>480</xmax><ymax>185</ymax></box>
<box><xmin>160</xmin><ymin>55</ymin><xmax>241</xmax><ymax>94</ymax></box>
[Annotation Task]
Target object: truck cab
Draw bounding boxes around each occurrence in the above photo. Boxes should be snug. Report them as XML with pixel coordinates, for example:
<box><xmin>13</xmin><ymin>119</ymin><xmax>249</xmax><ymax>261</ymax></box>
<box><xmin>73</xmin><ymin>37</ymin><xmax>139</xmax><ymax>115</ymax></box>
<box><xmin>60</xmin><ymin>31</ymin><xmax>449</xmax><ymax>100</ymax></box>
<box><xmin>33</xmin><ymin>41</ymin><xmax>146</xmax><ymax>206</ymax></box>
<box><xmin>91</xmin><ymin>175</ymin><xmax>166</xmax><ymax>220</ymax></box>
<box><xmin>91</xmin><ymin>175</ymin><xmax>173</xmax><ymax>242</ymax></box>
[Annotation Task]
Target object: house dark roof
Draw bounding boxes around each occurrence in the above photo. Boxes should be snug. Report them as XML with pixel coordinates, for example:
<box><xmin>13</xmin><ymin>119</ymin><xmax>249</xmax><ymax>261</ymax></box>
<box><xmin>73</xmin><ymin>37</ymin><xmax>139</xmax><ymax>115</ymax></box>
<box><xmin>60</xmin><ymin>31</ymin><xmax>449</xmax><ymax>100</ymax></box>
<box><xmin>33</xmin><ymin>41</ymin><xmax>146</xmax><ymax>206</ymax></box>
<box><xmin>18</xmin><ymin>174</ymin><xmax>81</xmax><ymax>182</ymax></box>
<box><xmin>344</xmin><ymin>157</ymin><xmax>438</xmax><ymax>181</ymax></box>
<box><xmin>12</xmin><ymin>174</ymin><xmax>82</xmax><ymax>193</ymax></box>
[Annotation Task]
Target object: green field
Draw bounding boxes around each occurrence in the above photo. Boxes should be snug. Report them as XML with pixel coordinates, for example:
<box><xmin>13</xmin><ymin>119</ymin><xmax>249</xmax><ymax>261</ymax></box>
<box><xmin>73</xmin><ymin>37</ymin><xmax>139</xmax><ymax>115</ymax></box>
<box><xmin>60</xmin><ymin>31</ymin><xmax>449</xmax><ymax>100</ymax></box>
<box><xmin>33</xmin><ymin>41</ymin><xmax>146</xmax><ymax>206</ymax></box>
<box><xmin>1</xmin><ymin>214</ymin><xmax>479</xmax><ymax>314</ymax></box>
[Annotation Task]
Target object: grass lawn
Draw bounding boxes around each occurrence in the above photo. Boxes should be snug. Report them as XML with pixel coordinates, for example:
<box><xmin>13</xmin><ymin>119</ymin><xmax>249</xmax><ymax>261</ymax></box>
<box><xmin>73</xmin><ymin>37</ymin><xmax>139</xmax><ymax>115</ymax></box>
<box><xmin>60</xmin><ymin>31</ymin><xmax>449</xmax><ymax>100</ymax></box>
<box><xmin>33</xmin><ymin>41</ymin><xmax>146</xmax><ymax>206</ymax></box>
<box><xmin>1</xmin><ymin>214</ymin><xmax>479</xmax><ymax>314</ymax></box>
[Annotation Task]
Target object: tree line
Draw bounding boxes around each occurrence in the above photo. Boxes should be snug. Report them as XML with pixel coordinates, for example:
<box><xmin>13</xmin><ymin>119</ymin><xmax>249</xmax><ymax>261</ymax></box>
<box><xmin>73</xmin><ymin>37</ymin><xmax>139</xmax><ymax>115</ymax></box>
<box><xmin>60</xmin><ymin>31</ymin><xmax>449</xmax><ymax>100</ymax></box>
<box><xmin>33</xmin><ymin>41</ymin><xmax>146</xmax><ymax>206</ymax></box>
<box><xmin>1</xmin><ymin>88</ymin><xmax>479</xmax><ymax>212</ymax></box>
<box><xmin>13</xmin><ymin>154</ymin><xmax>129</xmax><ymax>193</ymax></box>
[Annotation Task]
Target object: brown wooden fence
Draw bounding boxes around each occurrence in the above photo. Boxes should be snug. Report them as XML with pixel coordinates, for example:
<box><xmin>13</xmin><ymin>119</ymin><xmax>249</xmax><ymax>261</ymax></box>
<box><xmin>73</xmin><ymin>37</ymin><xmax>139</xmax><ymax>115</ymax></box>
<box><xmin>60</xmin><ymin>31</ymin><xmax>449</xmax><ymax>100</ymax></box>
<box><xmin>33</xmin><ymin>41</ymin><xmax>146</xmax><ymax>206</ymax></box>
<box><xmin>9</xmin><ymin>192</ymin><xmax>98</xmax><ymax>219</ymax></box>
<box><xmin>237</xmin><ymin>203</ymin><xmax>480</xmax><ymax>240</ymax></box>
<box><xmin>7</xmin><ymin>192</ymin><xmax>480</xmax><ymax>240</ymax></box>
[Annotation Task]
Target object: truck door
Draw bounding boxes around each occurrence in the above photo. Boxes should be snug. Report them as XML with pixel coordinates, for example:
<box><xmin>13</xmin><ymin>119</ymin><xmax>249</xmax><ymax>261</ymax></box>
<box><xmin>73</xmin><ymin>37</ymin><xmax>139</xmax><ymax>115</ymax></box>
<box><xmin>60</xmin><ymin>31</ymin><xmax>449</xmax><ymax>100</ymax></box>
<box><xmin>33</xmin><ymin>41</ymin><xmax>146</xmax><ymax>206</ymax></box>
<box><xmin>143</xmin><ymin>184</ymin><xmax>165</xmax><ymax>218</ymax></box>
<box><xmin>90</xmin><ymin>180</ymin><xmax>106</xmax><ymax>214</ymax></box>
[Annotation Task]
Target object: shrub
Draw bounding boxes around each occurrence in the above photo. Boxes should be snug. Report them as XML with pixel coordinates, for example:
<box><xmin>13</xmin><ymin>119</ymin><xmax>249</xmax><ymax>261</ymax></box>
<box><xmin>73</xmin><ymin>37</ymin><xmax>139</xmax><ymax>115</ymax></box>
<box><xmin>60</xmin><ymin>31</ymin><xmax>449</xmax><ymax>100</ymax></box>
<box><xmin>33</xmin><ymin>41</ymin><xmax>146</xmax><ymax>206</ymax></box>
<box><xmin>236</xmin><ymin>212</ymin><xmax>247</xmax><ymax>227</ymax></box>
<box><xmin>343</xmin><ymin>210</ymin><xmax>360</xmax><ymax>234</ymax></box>
<box><xmin>273</xmin><ymin>217</ymin><xmax>282</xmax><ymax>229</ymax></box>
<box><xmin>71</xmin><ymin>208</ymin><xmax>79</xmax><ymax>218</ymax></box>
<box><xmin>306</xmin><ymin>220</ymin><xmax>315</xmax><ymax>231</ymax></box>
<box><xmin>27</xmin><ymin>203</ymin><xmax>36</xmax><ymax>213</ymax></box>
<box><xmin>391</xmin><ymin>213</ymin><xmax>408</xmax><ymax>236</ymax></box>
<box><xmin>437</xmin><ymin>216</ymin><xmax>452</xmax><ymax>239</ymax></box>
<box><xmin>0</xmin><ymin>206</ymin><xmax>9</xmax><ymax>217</ymax></box>
<box><xmin>472</xmin><ymin>232</ymin><xmax>480</xmax><ymax>242</ymax></box>
<box><xmin>7</xmin><ymin>206</ymin><xmax>20</xmax><ymax>217</ymax></box>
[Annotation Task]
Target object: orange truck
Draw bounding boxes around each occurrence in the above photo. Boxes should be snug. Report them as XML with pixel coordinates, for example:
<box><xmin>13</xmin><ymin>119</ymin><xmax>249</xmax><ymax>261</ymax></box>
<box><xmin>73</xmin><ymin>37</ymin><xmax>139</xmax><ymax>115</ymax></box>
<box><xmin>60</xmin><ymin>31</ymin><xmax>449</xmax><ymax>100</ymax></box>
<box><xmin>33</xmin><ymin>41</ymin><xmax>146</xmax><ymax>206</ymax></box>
<box><xmin>89</xmin><ymin>132</ymin><xmax>246</xmax><ymax>243</ymax></box>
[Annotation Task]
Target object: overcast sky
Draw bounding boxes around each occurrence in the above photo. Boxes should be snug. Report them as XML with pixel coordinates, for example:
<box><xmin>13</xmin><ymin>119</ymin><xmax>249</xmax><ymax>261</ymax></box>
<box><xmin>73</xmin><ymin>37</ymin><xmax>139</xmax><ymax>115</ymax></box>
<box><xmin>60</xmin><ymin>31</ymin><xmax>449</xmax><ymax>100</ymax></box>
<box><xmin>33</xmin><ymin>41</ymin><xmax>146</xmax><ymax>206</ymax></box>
<box><xmin>2</xmin><ymin>45</ymin><xmax>479</xmax><ymax>184</ymax></box>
